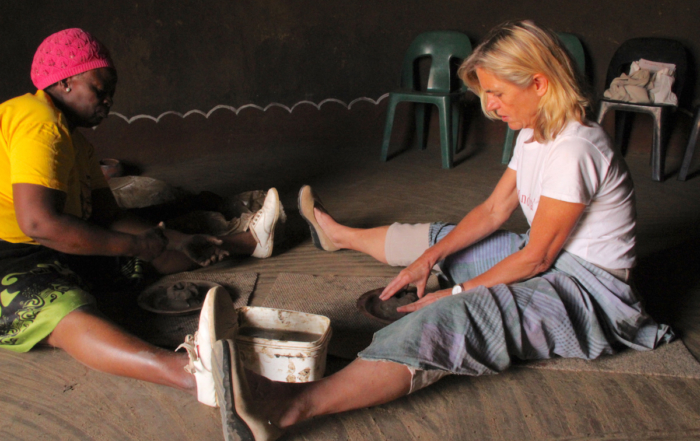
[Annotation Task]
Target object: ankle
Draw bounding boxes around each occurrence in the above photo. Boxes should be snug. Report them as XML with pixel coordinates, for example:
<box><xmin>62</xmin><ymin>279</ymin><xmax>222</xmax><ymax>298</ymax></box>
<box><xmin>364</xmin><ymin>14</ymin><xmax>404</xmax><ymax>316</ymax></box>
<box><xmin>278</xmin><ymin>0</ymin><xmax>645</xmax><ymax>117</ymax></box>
<box><xmin>275</xmin><ymin>398</ymin><xmax>310</xmax><ymax>428</ymax></box>
<box><xmin>169</xmin><ymin>353</ymin><xmax>198</xmax><ymax>393</ymax></box>
<box><xmin>241</xmin><ymin>231</ymin><xmax>257</xmax><ymax>255</ymax></box>
<box><xmin>258</xmin><ymin>381</ymin><xmax>311</xmax><ymax>428</ymax></box>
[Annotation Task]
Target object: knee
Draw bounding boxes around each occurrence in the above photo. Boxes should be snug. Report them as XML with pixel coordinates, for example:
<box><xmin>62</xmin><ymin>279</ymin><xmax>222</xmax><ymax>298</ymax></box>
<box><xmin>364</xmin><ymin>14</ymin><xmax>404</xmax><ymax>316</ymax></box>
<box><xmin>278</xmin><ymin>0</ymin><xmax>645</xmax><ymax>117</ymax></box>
<box><xmin>44</xmin><ymin>305</ymin><xmax>103</xmax><ymax>347</ymax></box>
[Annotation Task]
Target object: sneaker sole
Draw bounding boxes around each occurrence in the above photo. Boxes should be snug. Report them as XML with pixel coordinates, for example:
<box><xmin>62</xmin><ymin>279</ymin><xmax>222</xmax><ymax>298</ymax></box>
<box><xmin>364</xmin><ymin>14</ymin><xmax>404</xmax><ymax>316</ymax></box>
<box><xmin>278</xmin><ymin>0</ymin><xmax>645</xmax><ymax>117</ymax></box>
<box><xmin>209</xmin><ymin>286</ymin><xmax>238</xmax><ymax>343</ymax></box>
<box><xmin>212</xmin><ymin>340</ymin><xmax>255</xmax><ymax>441</ymax></box>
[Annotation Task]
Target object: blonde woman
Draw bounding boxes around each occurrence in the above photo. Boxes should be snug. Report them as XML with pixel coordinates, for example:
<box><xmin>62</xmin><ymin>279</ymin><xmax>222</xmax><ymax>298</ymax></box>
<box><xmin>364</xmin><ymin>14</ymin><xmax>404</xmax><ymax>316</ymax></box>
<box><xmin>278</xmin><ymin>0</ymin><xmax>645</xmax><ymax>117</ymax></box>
<box><xmin>212</xmin><ymin>21</ymin><xmax>673</xmax><ymax>441</ymax></box>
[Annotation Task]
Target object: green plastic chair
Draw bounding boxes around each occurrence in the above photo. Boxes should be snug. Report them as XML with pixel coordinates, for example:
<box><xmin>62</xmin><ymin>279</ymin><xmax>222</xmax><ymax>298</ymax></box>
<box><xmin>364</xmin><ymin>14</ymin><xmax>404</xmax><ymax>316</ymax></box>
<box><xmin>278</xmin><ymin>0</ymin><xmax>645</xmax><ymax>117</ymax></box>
<box><xmin>380</xmin><ymin>31</ymin><xmax>472</xmax><ymax>169</ymax></box>
<box><xmin>500</xmin><ymin>32</ymin><xmax>586</xmax><ymax>164</ymax></box>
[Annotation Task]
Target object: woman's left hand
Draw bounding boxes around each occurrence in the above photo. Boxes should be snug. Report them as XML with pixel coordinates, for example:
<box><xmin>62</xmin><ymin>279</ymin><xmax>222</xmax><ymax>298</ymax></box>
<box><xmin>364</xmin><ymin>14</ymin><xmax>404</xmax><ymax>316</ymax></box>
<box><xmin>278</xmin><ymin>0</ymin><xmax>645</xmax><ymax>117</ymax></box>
<box><xmin>396</xmin><ymin>288</ymin><xmax>453</xmax><ymax>313</ymax></box>
<box><xmin>380</xmin><ymin>253</ymin><xmax>436</xmax><ymax>300</ymax></box>
<box><xmin>177</xmin><ymin>234</ymin><xmax>230</xmax><ymax>266</ymax></box>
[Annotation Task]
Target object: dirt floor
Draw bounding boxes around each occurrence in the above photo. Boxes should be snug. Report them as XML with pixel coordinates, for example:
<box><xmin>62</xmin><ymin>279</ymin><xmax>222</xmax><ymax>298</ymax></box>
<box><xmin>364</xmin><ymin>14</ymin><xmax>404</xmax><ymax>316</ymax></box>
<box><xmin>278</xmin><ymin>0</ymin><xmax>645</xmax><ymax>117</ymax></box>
<box><xmin>2</xmin><ymin>116</ymin><xmax>700</xmax><ymax>439</ymax></box>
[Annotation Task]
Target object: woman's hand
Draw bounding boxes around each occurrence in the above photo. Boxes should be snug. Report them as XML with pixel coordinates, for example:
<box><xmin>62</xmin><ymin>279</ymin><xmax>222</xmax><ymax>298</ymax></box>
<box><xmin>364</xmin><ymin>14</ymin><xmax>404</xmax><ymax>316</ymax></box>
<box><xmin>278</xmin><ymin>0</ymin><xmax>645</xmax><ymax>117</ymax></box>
<box><xmin>134</xmin><ymin>224</ymin><xmax>169</xmax><ymax>261</ymax></box>
<box><xmin>396</xmin><ymin>288</ymin><xmax>453</xmax><ymax>313</ymax></box>
<box><xmin>176</xmin><ymin>234</ymin><xmax>229</xmax><ymax>266</ymax></box>
<box><xmin>380</xmin><ymin>254</ymin><xmax>436</xmax><ymax>300</ymax></box>
<box><xmin>379</xmin><ymin>168</ymin><xmax>520</xmax><ymax>302</ymax></box>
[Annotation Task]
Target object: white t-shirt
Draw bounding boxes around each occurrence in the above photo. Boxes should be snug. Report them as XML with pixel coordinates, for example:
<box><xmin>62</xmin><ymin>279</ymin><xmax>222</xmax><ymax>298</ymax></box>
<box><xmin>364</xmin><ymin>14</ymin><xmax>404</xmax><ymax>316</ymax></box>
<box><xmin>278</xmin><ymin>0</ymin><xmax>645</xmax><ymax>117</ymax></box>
<box><xmin>508</xmin><ymin>121</ymin><xmax>636</xmax><ymax>269</ymax></box>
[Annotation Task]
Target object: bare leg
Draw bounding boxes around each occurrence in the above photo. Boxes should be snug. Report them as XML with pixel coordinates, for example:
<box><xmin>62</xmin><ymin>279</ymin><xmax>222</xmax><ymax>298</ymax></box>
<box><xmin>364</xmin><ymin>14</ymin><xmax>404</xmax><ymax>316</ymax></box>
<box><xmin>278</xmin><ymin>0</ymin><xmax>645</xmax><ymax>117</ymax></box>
<box><xmin>44</xmin><ymin>306</ymin><xmax>195</xmax><ymax>394</ymax></box>
<box><xmin>249</xmin><ymin>358</ymin><xmax>411</xmax><ymax>428</ymax></box>
<box><xmin>218</xmin><ymin>231</ymin><xmax>257</xmax><ymax>256</ymax></box>
<box><xmin>314</xmin><ymin>208</ymin><xmax>390</xmax><ymax>263</ymax></box>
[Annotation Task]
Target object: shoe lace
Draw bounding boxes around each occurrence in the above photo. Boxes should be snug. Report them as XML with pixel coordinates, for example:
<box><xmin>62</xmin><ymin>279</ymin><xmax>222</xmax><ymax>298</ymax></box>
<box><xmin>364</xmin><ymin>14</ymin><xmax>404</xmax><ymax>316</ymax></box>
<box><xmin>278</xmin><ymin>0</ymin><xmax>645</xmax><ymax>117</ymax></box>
<box><xmin>175</xmin><ymin>332</ymin><xmax>199</xmax><ymax>374</ymax></box>
<box><xmin>249</xmin><ymin>208</ymin><xmax>264</xmax><ymax>229</ymax></box>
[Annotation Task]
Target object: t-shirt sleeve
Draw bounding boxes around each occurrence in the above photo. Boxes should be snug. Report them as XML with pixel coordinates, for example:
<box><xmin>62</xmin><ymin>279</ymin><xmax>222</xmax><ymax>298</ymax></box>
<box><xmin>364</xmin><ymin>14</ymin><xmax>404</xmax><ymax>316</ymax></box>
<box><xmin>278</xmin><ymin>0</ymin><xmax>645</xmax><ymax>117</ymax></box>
<box><xmin>10</xmin><ymin>121</ymin><xmax>74</xmax><ymax>192</ymax></box>
<box><xmin>540</xmin><ymin>137</ymin><xmax>607</xmax><ymax>205</ymax></box>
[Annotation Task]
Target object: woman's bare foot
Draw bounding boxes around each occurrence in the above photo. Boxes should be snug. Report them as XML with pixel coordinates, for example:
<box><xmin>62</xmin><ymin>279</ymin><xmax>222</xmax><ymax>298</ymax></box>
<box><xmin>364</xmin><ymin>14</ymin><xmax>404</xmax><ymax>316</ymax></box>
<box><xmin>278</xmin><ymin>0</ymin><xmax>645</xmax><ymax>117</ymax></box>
<box><xmin>298</xmin><ymin>185</ymin><xmax>390</xmax><ymax>262</ymax></box>
<box><xmin>245</xmin><ymin>368</ymin><xmax>306</xmax><ymax>428</ymax></box>
<box><xmin>313</xmin><ymin>207</ymin><xmax>349</xmax><ymax>250</ymax></box>
<box><xmin>314</xmin><ymin>207</ymin><xmax>390</xmax><ymax>263</ymax></box>
<box><xmin>244</xmin><ymin>358</ymin><xmax>414</xmax><ymax>430</ymax></box>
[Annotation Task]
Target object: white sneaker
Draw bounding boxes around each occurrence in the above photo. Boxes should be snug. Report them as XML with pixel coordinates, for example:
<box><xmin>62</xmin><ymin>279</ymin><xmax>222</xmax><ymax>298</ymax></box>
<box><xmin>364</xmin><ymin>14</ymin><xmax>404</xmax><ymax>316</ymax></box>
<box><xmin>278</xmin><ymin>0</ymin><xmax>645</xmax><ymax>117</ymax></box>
<box><xmin>250</xmin><ymin>188</ymin><xmax>280</xmax><ymax>258</ymax></box>
<box><xmin>176</xmin><ymin>285</ymin><xmax>238</xmax><ymax>407</ymax></box>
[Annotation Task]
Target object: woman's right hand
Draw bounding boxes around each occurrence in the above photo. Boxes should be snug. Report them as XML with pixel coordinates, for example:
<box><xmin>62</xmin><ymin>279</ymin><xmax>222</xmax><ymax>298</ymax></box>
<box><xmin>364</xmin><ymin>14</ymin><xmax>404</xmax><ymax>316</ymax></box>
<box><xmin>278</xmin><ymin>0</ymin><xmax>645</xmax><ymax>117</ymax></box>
<box><xmin>380</xmin><ymin>253</ymin><xmax>436</xmax><ymax>300</ymax></box>
<box><xmin>177</xmin><ymin>234</ymin><xmax>229</xmax><ymax>267</ymax></box>
<box><xmin>135</xmin><ymin>224</ymin><xmax>169</xmax><ymax>261</ymax></box>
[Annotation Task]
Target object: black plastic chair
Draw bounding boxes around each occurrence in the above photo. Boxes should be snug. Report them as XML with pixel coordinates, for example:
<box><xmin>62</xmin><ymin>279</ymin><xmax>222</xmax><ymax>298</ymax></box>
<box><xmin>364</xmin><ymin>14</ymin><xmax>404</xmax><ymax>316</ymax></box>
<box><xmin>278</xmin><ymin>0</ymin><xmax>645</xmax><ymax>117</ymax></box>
<box><xmin>380</xmin><ymin>31</ymin><xmax>472</xmax><ymax>169</ymax></box>
<box><xmin>596</xmin><ymin>38</ymin><xmax>688</xmax><ymax>181</ymax></box>
<box><xmin>678</xmin><ymin>102</ymin><xmax>700</xmax><ymax>181</ymax></box>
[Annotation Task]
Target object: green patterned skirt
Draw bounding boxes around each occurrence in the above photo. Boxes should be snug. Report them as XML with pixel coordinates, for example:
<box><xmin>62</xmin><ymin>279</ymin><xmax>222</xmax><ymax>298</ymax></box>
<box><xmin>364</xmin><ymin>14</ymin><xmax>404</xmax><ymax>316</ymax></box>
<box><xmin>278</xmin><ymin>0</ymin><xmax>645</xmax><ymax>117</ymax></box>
<box><xmin>0</xmin><ymin>241</ymin><xmax>144</xmax><ymax>352</ymax></box>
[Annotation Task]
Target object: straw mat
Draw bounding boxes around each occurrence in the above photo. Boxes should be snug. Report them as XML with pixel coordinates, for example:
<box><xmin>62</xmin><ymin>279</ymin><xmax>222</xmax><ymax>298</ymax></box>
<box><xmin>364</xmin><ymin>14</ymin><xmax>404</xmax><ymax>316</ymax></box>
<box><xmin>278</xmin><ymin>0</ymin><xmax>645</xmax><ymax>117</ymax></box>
<box><xmin>263</xmin><ymin>273</ymin><xmax>407</xmax><ymax>358</ymax></box>
<box><xmin>520</xmin><ymin>339</ymin><xmax>700</xmax><ymax>378</ymax></box>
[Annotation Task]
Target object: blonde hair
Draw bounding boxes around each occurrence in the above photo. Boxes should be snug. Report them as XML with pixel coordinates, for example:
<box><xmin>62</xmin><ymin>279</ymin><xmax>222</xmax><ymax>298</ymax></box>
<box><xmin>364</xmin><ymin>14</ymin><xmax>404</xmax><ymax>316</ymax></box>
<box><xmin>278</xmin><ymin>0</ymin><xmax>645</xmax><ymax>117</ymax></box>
<box><xmin>458</xmin><ymin>20</ymin><xmax>590</xmax><ymax>142</ymax></box>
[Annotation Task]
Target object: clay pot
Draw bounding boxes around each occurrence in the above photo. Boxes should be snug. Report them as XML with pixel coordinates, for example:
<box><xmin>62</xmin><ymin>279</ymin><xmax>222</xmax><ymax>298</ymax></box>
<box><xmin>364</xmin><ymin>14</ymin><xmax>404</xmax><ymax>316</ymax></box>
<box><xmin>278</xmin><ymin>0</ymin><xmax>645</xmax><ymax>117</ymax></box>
<box><xmin>100</xmin><ymin>158</ymin><xmax>124</xmax><ymax>180</ymax></box>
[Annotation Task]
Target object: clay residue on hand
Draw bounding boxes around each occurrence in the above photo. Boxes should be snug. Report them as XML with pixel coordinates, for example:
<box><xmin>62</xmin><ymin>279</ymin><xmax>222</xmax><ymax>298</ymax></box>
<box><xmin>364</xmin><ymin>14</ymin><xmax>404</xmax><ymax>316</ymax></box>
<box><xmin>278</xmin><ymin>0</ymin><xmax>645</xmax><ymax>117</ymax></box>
<box><xmin>179</xmin><ymin>235</ymin><xmax>228</xmax><ymax>266</ymax></box>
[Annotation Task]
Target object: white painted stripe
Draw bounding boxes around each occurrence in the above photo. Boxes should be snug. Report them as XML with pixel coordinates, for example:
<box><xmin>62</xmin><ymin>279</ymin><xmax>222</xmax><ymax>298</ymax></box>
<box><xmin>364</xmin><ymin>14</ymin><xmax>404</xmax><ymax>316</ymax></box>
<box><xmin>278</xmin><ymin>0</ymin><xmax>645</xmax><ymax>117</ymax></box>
<box><xmin>107</xmin><ymin>94</ymin><xmax>390</xmax><ymax>124</ymax></box>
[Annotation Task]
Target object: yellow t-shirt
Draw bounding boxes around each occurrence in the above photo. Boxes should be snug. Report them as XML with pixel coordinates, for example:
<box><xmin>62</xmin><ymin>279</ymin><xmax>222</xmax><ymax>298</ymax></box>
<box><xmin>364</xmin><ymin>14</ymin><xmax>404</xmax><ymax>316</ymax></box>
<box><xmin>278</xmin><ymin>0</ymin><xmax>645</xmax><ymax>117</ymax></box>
<box><xmin>0</xmin><ymin>90</ymin><xmax>109</xmax><ymax>244</ymax></box>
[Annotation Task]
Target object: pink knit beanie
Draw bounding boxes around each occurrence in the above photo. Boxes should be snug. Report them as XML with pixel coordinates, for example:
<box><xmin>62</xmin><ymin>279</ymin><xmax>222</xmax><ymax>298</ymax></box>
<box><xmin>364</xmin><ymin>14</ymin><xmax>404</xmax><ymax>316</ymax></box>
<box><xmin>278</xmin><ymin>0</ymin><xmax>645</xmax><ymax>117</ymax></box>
<box><xmin>31</xmin><ymin>28</ymin><xmax>114</xmax><ymax>90</ymax></box>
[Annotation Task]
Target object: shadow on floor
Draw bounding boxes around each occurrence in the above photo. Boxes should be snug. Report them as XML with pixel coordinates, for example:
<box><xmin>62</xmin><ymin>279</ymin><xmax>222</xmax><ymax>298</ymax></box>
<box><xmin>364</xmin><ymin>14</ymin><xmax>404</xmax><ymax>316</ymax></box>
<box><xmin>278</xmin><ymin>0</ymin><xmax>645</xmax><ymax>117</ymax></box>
<box><xmin>636</xmin><ymin>235</ymin><xmax>700</xmax><ymax>360</ymax></box>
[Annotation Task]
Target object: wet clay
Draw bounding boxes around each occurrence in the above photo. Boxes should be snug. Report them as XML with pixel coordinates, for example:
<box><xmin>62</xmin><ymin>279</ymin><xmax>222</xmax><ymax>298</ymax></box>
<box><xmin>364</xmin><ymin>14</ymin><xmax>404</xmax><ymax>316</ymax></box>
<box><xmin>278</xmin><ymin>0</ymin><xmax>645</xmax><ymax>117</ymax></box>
<box><xmin>138</xmin><ymin>281</ymin><xmax>220</xmax><ymax>314</ymax></box>
<box><xmin>156</xmin><ymin>281</ymin><xmax>203</xmax><ymax>310</ymax></box>
<box><xmin>357</xmin><ymin>287</ymin><xmax>419</xmax><ymax>324</ymax></box>
<box><xmin>237</xmin><ymin>327</ymin><xmax>322</xmax><ymax>343</ymax></box>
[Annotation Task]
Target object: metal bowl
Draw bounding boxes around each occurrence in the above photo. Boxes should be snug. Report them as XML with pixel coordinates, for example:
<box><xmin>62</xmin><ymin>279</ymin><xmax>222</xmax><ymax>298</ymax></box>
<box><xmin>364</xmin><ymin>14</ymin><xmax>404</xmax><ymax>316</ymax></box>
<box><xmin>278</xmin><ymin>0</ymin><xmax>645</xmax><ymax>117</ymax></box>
<box><xmin>137</xmin><ymin>280</ymin><xmax>220</xmax><ymax>315</ymax></box>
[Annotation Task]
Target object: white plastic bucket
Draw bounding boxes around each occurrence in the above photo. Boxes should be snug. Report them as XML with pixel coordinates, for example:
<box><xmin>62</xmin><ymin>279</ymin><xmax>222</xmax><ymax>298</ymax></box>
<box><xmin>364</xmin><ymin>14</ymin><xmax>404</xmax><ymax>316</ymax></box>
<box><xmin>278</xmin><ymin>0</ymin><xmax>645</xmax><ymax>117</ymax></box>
<box><xmin>235</xmin><ymin>306</ymin><xmax>332</xmax><ymax>383</ymax></box>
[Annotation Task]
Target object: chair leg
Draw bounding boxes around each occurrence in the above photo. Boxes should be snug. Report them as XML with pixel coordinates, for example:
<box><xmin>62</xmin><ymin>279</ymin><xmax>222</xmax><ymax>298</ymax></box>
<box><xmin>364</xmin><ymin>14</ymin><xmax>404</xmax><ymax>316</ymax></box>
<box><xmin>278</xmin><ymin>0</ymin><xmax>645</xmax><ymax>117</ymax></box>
<box><xmin>451</xmin><ymin>100</ymin><xmax>460</xmax><ymax>155</ymax></box>
<box><xmin>678</xmin><ymin>108</ymin><xmax>700</xmax><ymax>181</ymax></box>
<box><xmin>596</xmin><ymin>101</ymin><xmax>609</xmax><ymax>125</ymax></box>
<box><xmin>415</xmin><ymin>104</ymin><xmax>429</xmax><ymax>150</ymax></box>
<box><xmin>597</xmin><ymin>101</ymin><xmax>629</xmax><ymax>154</ymax></box>
<box><xmin>502</xmin><ymin>128</ymin><xmax>516</xmax><ymax>164</ymax></box>
<box><xmin>615</xmin><ymin>111</ymin><xmax>634</xmax><ymax>156</ymax></box>
<box><xmin>437</xmin><ymin>98</ymin><xmax>453</xmax><ymax>169</ymax></box>
<box><xmin>650</xmin><ymin>107</ymin><xmax>666</xmax><ymax>182</ymax></box>
<box><xmin>598</xmin><ymin>101</ymin><xmax>632</xmax><ymax>155</ymax></box>
<box><xmin>380</xmin><ymin>95</ymin><xmax>400</xmax><ymax>162</ymax></box>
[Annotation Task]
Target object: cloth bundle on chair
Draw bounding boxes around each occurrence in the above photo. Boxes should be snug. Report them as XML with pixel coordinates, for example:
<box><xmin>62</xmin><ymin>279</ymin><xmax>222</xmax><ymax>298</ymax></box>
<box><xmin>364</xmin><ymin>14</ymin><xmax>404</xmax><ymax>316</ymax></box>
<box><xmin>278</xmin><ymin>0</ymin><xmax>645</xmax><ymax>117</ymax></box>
<box><xmin>604</xmin><ymin>68</ymin><xmax>654</xmax><ymax>103</ymax></box>
<box><xmin>380</xmin><ymin>31</ymin><xmax>472</xmax><ymax>169</ymax></box>
<box><xmin>603</xmin><ymin>59</ymin><xmax>678</xmax><ymax>105</ymax></box>
<box><xmin>596</xmin><ymin>38</ymin><xmax>688</xmax><ymax>182</ymax></box>
<box><xmin>500</xmin><ymin>32</ymin><xmax>586</xmax><ymax>164</ymax></box>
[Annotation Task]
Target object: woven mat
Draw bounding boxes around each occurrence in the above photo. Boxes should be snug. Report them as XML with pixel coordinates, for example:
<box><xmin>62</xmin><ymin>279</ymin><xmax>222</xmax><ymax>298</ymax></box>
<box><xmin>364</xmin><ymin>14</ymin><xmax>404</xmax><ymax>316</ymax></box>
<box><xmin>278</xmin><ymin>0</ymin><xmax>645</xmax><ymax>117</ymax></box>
<box><xmin>519</xmin><ymin>339</ymin><xmax>700</xmax><ymax>379</ymax></box>
<box><xmin>129</xmin><ymin>271</ymin><xmax>257</xmax><ymax>349</ymax></box>
<box><xmin>263</xmin><ymin>273</ymin><xmax>444</xmax><ymax>359</ymax></box>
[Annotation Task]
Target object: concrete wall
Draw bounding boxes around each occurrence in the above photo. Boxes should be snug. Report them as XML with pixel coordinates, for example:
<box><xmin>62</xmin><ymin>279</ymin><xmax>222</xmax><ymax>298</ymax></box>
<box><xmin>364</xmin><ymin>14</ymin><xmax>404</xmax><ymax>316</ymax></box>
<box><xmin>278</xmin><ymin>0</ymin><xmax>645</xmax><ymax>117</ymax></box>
<box><xmin>1</xmin><ymin>0</ymin><xmax>698</xmax><ymax>116</ymax></box>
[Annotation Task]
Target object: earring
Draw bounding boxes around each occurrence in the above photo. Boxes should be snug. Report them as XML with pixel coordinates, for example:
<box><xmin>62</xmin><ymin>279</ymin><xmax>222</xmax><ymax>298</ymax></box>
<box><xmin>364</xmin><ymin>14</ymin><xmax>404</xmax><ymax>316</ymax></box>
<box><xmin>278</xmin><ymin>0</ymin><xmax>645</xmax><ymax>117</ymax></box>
<box><xmin>65</xmin><ymin>87</ymin><xmax>71</xmax><ymax>92</ymax></box>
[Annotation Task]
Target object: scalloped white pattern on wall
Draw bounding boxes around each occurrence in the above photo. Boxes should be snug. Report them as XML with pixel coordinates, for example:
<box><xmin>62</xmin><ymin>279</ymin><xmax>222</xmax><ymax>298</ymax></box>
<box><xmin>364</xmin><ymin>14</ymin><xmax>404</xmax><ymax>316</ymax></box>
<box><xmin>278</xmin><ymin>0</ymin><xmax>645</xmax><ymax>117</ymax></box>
<box><xmin>108</xmin><ymin>94</ymin><xmax>390</xmax><ymax>124</ymax></box>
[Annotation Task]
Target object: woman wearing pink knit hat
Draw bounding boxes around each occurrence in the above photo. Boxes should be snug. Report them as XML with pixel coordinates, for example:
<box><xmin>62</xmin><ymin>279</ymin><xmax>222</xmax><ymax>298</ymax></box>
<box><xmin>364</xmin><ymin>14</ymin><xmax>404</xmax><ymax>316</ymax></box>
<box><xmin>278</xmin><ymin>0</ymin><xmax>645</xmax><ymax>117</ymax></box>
<box><xmin>0</xmin><ymin>28</ymin><xmax>281</xmax><ymax>414</ymax></box>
